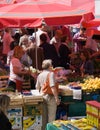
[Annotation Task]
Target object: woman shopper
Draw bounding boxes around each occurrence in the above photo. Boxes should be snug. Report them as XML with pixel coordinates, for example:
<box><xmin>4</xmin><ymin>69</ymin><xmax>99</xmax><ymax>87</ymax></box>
<box><xmin>35</xmin><ymin>59</ymin><xmax>60</xmax><ymax>129</ymax></box>
<box><xmin>0</xmin><ymin>94</ymin><xmax>12</xmax><ymax>130</ymax></box>
<box><xmin>79</xmin><ymin>49</ymin><xmax>94</xmax><ymax>77</ymax></box>
<box><xmin>8</xmin><ymin>46</ymin><xmax>31</xmax><ymax>92</ymax></box>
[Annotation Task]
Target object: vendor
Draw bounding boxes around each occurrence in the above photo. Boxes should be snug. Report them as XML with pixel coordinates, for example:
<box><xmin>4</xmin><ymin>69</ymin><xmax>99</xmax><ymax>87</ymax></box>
<box><xmin>7</xmin><ymin>46</ymin><xmax>31</xmax><ymax>92</ymax></box>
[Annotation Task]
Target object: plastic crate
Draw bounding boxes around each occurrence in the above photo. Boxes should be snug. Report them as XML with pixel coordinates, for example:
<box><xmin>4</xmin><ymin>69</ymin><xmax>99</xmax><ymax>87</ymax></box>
<box><xmin>86</xmin><ymin>100</ymin><xmax>100</xmax><ymax>129</ymax></box>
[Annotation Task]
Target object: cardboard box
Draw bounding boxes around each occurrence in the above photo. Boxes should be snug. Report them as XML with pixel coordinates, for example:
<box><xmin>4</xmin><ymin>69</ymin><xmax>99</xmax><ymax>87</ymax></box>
<box><xmin>23</xmin><ymin>105</ymin><xmax>42</xmax><ymax>116</ymax></box>
<box><xmin>8</xmin><ymin>116</ymin><xmax>22</xmax><ymax>130</ymax></box>
<box><xmin>7</xmin><ymin>107</ymin><xmax>23</xmax><ymax>117</ymax></box>
<box><xmin>23</xmin><ymin>115</ymin><xmax>42</xmax><ymax>130</ymax></box>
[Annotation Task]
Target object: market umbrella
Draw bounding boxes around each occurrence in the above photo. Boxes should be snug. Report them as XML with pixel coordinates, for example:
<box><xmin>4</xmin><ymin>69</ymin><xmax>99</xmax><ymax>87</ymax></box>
<box><xmin>82</xmin><ymin>18</ymin><xmax>100</xmax><ymax>28</ymax></box>
<box><xmin>0</xmin><ymin>0</ymin><xmax>17</xmax><ymax>4</ymax></box>
<box><xmin>81</xmin><ymin>18</ymin><xmax>100</xmax><ymax>36</ymax></box>
<box><xmin>86</xmin><ymin>27</ymin><xmax>100</xmax><ymax>36</ymax></box>
<box><xmin>0</xmin><ymin>0</ymin><xmax>94</xmax><ymax>28</ymax></box>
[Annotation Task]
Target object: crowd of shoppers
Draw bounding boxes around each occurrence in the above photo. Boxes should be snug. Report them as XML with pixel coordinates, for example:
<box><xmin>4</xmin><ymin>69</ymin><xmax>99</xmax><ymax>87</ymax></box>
<box><xmin>0</xmin><ymin>25</ymin><xmax>100</xmax><ymax>129</ymax></box>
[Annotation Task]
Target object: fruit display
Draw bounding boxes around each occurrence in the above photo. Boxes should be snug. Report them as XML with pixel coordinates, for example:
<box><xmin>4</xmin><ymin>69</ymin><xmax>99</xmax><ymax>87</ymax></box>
<box><xmin>67</xmin><ymin>118</ymin><xmax>94</xmax><ymax>130</ymax></box>
<box><xmin>79</xmin><ymin>77</ymin><xmax>100</xmax><ymax>91</ymax></box>
<box><xmin>52</xmin><ymin>118</ymin><xmax>95</xmax><ymax>130</ymax></box>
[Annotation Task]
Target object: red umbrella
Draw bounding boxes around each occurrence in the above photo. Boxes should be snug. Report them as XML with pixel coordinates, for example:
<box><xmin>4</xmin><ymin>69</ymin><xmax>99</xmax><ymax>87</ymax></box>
<box><xmin>82</xmin><ymin>18</ymin><xmax>100</xmax><ymax>28</ymax></box>
<box><xmin>81</xmin><ymin>18</ymin><xmax>100</xmax><ymax>36</ymax></box>
<box><xmin>0</xmin><ymin>0</ymin><xmax>94</xmax><ymax>28</ymax></box>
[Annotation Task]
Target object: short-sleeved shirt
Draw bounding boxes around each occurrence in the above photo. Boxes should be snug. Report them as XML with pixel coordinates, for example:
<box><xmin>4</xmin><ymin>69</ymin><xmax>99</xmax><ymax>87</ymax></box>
<box><xmin>9</xmin><ymin>57</ymin><xmax>23</xmax><ymax>82</ymax></box>
<box><xmin>35</xmin><ymin>70</ymin><xmax>55</xmax><ymax>91</ymax></box>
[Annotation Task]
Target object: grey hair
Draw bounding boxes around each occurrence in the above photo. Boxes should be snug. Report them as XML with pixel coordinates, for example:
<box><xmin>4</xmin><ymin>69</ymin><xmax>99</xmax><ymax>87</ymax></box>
<box><xmin>0</xmin><ymin>95</ymin><xmax>10</xmax><ymax>115</ymax></box>
<box><xmin>42</xmin><ymin>59</ymin><xmax>52</xmax><ymax>70</ymax></box>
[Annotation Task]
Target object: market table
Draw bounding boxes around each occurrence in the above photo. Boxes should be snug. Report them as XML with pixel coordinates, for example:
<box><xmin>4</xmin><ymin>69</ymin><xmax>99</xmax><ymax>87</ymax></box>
<box><xmin>59</xmin><ymin>85</ymin><xmax>100</xmax><ymax>117</ymax></box>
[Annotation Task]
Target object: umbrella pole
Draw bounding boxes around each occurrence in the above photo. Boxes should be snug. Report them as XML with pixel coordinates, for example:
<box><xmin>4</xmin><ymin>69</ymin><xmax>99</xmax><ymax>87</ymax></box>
<box><xmin>34</xmin><ymin>27</ymin><xmax>38</xmax><ymax>70</ymax></box>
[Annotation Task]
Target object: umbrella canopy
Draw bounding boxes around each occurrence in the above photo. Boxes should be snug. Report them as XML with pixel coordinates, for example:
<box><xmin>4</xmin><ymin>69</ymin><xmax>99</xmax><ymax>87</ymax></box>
<box><xmin>82</xmin><ymin>18</ymin><xmax>100</xmax><ymax>36</ymax></box>
<box><xmin>0</xmin><ymin>0</ymin><xmax>94</xmax><ymax>28</ymax></box>
<box><xmin>82</xmin><ymin>18</ymin><xmax>100</xmax><ymax>28</ymax></box>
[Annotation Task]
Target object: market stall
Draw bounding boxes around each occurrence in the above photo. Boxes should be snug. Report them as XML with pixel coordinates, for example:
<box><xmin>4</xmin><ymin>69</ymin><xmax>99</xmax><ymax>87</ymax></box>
<box><xmin>46</xmin><ymin>100</ymin><xmax>100</xmax><ymax>130</ymax></box>
<box><xmin>59</xmin><ymin>76</ymin><xmax>100</xmax><ymax>117</ymax></box>
<box><xmin>0</xmin><ymin>90</ymin><xmax>44</xmax><ymax>130</ymax></box>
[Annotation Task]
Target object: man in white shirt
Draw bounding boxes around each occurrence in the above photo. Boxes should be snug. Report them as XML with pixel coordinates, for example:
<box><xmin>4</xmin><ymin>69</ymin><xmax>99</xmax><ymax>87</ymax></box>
<box><xmin>32</xmin><ymin>25</ymin><xmax>50</xmax><ymax>46</ymax></box>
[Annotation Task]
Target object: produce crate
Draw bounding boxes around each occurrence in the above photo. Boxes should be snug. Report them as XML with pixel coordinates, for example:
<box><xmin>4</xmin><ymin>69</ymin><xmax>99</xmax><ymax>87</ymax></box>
<box><xmin>86</xmin><ymin>100</ymin><xmax>100</xmax><ymax>129</ymax></box>
<box><xmin>23</xmin><ymin>104</ymin><xmax>42</xmax><ymax>130</ymax></box>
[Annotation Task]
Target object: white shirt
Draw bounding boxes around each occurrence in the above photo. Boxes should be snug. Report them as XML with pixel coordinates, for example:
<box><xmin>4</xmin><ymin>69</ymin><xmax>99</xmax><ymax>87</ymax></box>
<box><xmin>9</xmin><ymin>57</ymin><xmax>23</xmax><ymax>82</ymax></box>
<box><xmin>32</xmin><ymin>29</ymin><xmax>50</xmax><ymax>46</ymax></box>
<box><xmin>35</xmin><ymin>70</ymin><xmax>55</xmax><ymax>90</ymax></box>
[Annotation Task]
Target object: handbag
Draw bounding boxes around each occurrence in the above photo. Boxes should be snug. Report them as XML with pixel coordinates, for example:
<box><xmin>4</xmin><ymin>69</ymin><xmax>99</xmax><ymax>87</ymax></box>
<box><xmin>41</xmin><ymin>73</ymin><xmax>58</xmax><ymax>95</ymax></box>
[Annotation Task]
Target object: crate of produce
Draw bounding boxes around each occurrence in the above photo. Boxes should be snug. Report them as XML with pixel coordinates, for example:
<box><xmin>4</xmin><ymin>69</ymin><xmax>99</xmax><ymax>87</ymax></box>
<box><xmin>66</xmin><ymin>118</ymin><xmax>95</xmax><ymax>130</ymax></box>
<box><xmin>86</xmin><ymin>100</ymin><xmax>100</xmax><ymax>129</ymax></box>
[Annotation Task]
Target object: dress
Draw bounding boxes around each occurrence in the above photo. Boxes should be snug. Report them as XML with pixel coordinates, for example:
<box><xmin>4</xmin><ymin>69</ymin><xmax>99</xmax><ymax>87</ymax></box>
<box><xmin>0</xmin><ymin>111</ymin><xmax>12</xmax><ymax>130</ymax></box>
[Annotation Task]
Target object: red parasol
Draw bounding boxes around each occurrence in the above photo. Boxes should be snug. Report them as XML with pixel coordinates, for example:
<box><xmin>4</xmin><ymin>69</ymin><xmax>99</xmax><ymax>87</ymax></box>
<box><xmin>0</xmin><ymin>0</ymin><xmax>94</xmax><ymax>28</ymax></box>
<box><xmin>81</xmin><ymin>18</ymin><xmax>100</xmax><ymax>36</ymax></box>
<box><xmin>82</xmin><ymin>18</ymin><xmax>100</xmax><ymax>28</ymax></box>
